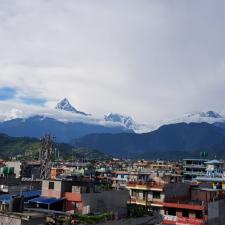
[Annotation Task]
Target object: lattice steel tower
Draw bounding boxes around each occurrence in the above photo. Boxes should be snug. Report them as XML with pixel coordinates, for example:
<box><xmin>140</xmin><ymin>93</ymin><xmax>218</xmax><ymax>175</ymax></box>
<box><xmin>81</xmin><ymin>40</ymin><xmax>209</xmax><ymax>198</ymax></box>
<box><xmin>40</xmin><ymin>134</ymin><xmax>55</xmax><ymax>180</ymax></box>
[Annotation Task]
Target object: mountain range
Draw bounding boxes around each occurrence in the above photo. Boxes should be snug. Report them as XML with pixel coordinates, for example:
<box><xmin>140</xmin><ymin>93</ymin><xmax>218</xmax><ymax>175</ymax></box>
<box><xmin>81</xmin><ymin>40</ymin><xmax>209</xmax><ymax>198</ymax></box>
<box><xmin>72</xmin><ymin>122</ymin><xmax>225</xmax><ymax>158</ymax></box>
<box><xmin>0</xmin><ymin>99</ymin><xmax>135</xmax><ymax>142</ymax></box>
<box><xmin>1</xmin><ymin>98</ymin><xmax>225</xmax><ymax>159</ymax></box>
<box><xmin>0</xmin><ymin>115</ymin><xmax>135</xmax><ymax>143</ymax></box>
<box><xmin>0</xmin><ymin>133</ymin><xmax>108</xmax><ymax>160</ymax></box>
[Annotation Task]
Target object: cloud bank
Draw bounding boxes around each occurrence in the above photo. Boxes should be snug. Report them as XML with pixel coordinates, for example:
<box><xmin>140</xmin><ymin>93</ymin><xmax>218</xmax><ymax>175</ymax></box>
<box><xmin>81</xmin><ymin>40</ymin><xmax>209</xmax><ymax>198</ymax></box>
<box><xmin>0</xmin><ymin>0</ymin><xmax>225</xmax><ymax>123</ymax></box>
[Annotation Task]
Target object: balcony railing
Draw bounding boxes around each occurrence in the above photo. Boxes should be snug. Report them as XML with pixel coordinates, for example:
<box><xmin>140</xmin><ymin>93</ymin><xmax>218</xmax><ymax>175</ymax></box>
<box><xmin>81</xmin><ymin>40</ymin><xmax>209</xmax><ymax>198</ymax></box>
<box><xmin>128</xmin><ymin>196</ymin><xmax>164</xmax><ymax>207</ymax></box>
<box><xmin>127</xmin><ymin>181</ymin><xmax>165</xmax><ymax>190</ymax></box>
<box><xmin>128</xmin><ymin>196</ymin><xmax>146</xmax><ymax>205</ymax></box>
<box><xmin>163</xmin><ymin>215</ymin><xmax>204</xmax><ymax>225</ymax></box>
<box><xmin>183</xmin><ymin>164</ymin><xmax>206</xmax><ymax>168</ymax></box>
<box><xmin>163</xmin><ymin>200</ymin><xmax>205</xmax><ymax>211</ymax></box>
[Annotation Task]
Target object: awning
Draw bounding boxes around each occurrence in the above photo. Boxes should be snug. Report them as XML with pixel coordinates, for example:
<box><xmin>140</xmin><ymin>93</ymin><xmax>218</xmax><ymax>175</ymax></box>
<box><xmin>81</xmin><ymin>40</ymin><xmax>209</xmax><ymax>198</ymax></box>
<box><xmin>29</xmin><ymin>197</ymin><xmax>64</xmax><ymax>205</ymax></box>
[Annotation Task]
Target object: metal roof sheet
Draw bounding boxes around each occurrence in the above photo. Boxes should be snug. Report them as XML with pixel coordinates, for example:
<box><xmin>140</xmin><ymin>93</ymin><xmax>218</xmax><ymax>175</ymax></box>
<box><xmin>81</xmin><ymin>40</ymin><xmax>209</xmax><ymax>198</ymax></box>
<box><xmin>29</xmin><ymin>197</ymin><xmax>64</xmax><ymax>205</ymax></box>
<box><xmin>0</xmin><ymin>190</ymin><xmax>41</xmax><ymax>204</ymax></box>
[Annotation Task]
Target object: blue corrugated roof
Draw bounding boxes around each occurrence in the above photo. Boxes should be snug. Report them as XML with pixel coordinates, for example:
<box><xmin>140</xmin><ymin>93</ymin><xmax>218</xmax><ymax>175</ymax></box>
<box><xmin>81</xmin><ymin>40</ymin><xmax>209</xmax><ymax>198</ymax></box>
<box><xmin>20</xmin><ymin>190</ymin><xmax>41</xmax><ymax>198</ymax></box>
<box><xmin>29</xmin><ymin>197</ymin><xmax>64</xmax><ymax>205</ymax></box>
<box><xmin>0</xmin><ymin>190</ymin><xmax>41</xmax><ymax>205</ymax></box>
<box><xmin>0</xmin><ymin>195</ymin><xmax>12</xmax><ymax>204</ymax></box>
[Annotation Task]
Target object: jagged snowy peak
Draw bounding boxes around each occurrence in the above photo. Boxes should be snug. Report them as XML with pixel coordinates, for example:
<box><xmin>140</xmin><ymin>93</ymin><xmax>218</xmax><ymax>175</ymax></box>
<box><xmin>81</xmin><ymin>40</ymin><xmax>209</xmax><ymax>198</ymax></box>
<box><xmin>0</xmin><ymin>100</ymin><xmax>137</xmax><ymax>129</ymax></box>
<box><xmin>104</xmin><ymin>113</ymin><xmax>136</xmax><ymax>130</ymax></box>
<box><xmin>167</xmin><ymin>110</ymin><xmax>225</xmax><ymax>125</ymax></box>
<box><xmin>55</xmin><ymin>98</ymin><xmax>89</xmax><ymax>116</ymax></box>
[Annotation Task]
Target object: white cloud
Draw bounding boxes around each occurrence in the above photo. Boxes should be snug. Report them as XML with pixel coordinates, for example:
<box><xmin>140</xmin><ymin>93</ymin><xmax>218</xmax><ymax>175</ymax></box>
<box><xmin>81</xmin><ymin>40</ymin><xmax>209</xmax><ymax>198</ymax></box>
<box><xmin>0</xmin><ymin>0</ymin><xmax>225</xmax><ymax>123</ymax></box>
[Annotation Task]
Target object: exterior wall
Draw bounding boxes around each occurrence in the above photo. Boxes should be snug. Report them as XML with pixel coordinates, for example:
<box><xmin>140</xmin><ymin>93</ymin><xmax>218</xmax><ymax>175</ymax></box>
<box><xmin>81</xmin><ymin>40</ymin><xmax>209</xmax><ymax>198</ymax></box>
<box><xmin>191</xmin><ymin>189</ymin><xmax>220</xmax><ymax>202</ymax></box>
<box><xmin>5</xmin><ymin>161</ymin><xmax>21</xmax><ymax>178</ymax></box>
<box><xmin>81</xmin><ymin>189</ymin><xmax>129</xmax><ymax>217</ymax></box>
<box><xmin>42</xmin><ymin>180</ymin><xmax>73</xmax><ymax>196</ymax></box>
<box><xmin>21</xmin><ymin>163</ymin><xmax>40</xmax><ymax>179</ymax></box>
<box><xmin>65</xmin><ymin>192</ymin><xmax>82</xmax><ymax>202</ymax></box>
<box><xmin>50</xmin><ymin>168</ymin><xmax>65</xmax><ymax>180</ymax></box>
<box><xmin>208</xmin><ymin>201</ymin><xmax>219</xmax><ymax>220</ymax></box>
<box><xmin>65</xmin><ymin>192</ymin><xmax>84</xmax><ymax>213</ymax></box>
<box><xmin>66</xmin><ymin>200</ymin><xmax>83</xmax><ymax>213</ymax></box>
<box><xmin>165</xmin><ymin>183</ymin><xmax>190</xmax><ymax>200</ymax></box>
<box><xmin>207</xmin><ymin>199</ymin><xmax>225</xmax><ymax>224</ymax></box>
<box><xmin>22</xmin><ymin>218</ymin><xmax>46</xmax><ymax>225</ymax></box>
<box><xmin>0</xmin><ymin>215</ymin><xmax>22</xmax><ymax>225</ymax></box>
<box><xmin>41</xmin><ymin>180</ymin><xmax>62</xmax><ymax>198</ymax></box>
<box><xmin>0</xmin><ymin>214</ymin><xmax>45</xmax><ymax>225</ymax></box>
<box><xmin>61</xmin><ymin>181</ymin><xmax>73</xmax><ymax>193</ymax></box>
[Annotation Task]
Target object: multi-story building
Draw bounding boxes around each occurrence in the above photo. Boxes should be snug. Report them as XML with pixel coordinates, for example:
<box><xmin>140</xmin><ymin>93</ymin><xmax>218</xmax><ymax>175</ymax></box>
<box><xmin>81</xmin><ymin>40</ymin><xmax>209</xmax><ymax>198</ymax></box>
<box><xmin>127</xmin><ymin>179</ymin><xmax>225</xmax><ymax>225</ymax></box>
<box><xmin>111</xmin><ymin>171</ymin><xmax>129</xmax><ymax>189</ymax></box>
<box><xmin>127</xmin><ymin>180</ymin><xmax>190</xmax><ymax>215</ymax></box>
<box><xmin>195</xmin><ymin>159</ymin><xmax>225</xmax><ymax>189</ymax></box>
<box><xmin>163</xmin><ymin>182</ymin><xmax>225</xmax><ymax>225</ymax></box>
<box><xmin>29</xmin><ymin>178</ymin><xmax>129</xmax><ymax>217</ymax></box>
<box><xmin>21</xmin><ymin>161</ymin><xmax>41</xmax><ymax>180</ymax></box>
<box><xmin>183</xmin><ymin>159</ymin><xmax>207</xmax><ymax>181</ymax></box>
<box><xmin>5</xmin><ymin>161</ymin><xmax>21</xmax><ymax>178</ymax></box>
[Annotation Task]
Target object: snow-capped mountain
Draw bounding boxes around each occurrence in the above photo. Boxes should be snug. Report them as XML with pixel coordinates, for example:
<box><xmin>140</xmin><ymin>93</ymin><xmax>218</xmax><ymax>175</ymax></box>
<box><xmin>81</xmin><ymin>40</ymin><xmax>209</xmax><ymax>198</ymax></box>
<box><xmin>2</xmin><ymin>96</ymin><xmax>225</xmax><ymax>142</ymax></box>
<box><xmin>0</xmin><ymin>98</ymin><xmax>137</xmax><ymax>142</ymax></box>
<box><xmin>104</xmin><ymin>113</ymin><xmax>136</xmax><ymax>130</ymax></box>
<box><xmin>166</xmin><ymin>110</ymin><xmax>225</xmax><ymax>125</ymax></box>
<box><xmin>55</xmin><ymin>98</ymin><xmax>89</xmax><ymax>116</ymax></box>
<box><xmin>199</xmin><ymin>111</ymin><xmax>222</xmax><ymax>118</ymax></box>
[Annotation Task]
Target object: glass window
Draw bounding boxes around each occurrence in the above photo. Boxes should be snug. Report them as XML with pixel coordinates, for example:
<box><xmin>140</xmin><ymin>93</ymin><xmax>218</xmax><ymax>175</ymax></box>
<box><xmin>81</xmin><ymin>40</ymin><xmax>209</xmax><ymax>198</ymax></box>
<box><xmin>153</xmin><ymin>191</ymin><xmax>161</xmax><ymax>199</ymax></box>
<box><xmin>49</xmin><ymin>181</ymin><xmax>55</xmax><ymax>190</ymax></box>
<box><xmin>182</xmin><ymin>209</ymin><xmax>189</xmax><ymax>217</ymax></box>
<box><xmin>168</xmin><ymin>208</ymin><xmax>176</xmax><ymax>216</ymax></box>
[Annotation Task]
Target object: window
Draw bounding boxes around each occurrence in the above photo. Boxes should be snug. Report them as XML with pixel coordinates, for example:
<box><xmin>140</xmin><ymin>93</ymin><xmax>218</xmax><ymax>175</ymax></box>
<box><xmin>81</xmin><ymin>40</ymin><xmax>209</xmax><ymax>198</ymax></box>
<box><xmin>152</xmin><ymin>191</ymin><xmax>161</xmax><ymax>199</ymax></box>
<box><xmin>168</xmin><ymin>208</ymin><xmax>176</xmax><ymax>216</ymax></box>
<box><xmin>182</xmin><ymin>209</ymin><xmax>189</xmax><ymax>217</ymax></box>
<box><xmin>49</xmin><ymin>181</ymin><xmax>55</xmax><ymax>190</ymax></box>
<box><xmin>196</xmin><ymin>211</ymin><xmax>203</xmax><ymax>219</ymax></box>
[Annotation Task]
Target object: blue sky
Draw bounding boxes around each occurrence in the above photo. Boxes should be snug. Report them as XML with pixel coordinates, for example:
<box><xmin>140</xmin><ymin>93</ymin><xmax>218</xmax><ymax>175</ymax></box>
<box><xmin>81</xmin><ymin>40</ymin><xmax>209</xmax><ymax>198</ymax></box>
<box><xmin>20</xmin><ymin>96</ymin><xmax>46</xmax><ymax>106</ymax></box>
<box><xmin>0</xmin><ymin>87</ymin><xmax>16</xmax><ymax>100</ymax></box>
<box><xmin>0</xmin><ymin>87</ymin><xmax>46</xmax><ymax>106</ymax></box>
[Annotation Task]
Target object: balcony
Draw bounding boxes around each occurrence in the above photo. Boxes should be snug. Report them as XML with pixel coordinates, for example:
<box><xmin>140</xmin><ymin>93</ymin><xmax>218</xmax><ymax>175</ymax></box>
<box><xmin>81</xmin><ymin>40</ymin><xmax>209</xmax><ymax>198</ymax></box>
<box><xmin>128</xmin><ymin>196</ymin><xmax>163</xmax><ymax>207</ymax></box>
<box><xmin>183</xmin><ymin>164</ymin><xmax>206</xmax><ymax>169</ymax></box>
<box><xmin>163</xmin><ymin>215</ymin><xmax>204</xmax><ymax>225</ymax></box>
<box><xmin>163</xmin><ymin>200</ymin><xmax>205</xmax><ymax>211</ymax></box>
<box><xmin>128</xmin><ymin>196</ymin><xmax>146</xmax><ymax>205</ymax></box>
<box><xmin>126</xmin><ymin>181</ymin><xmax>165</xmax><ymax>191</ymax></box>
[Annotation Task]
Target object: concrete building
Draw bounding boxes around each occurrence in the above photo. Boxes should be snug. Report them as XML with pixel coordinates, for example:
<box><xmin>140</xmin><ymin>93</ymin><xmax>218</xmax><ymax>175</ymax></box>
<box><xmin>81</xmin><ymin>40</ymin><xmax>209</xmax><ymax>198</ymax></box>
<box><xmin>21</xmin><ymin>161</ymin><xmax>41</xmax><ymax>180</ymax></box>
<box><xmin>163</xmin><ymin>183</ymin><xmax>225</xmax><ymax>225</ymax></box>
<box><xmin>5</xmin><ymin>161</ymin><xmax>21</xmax><ymax>178</ymax></box>
<box><xmin>183</xmin><ymin>159</ymin><xmax>207</xmax><ymax>181</ymax></box>
<box><xmin>127</xmin><ymin>181</ymin><xmax>190</xmax><ymax>215</ymax></box>
<box><xmin>196</xmin><ymin>159</ymin><xmax>225</xmax><ymax>189</ymax></box>
<box><xmin>111</xmin><ymin>171</ymin><xmax>129</xmax><ymax>189</ymax></box>
<box><xmin>30</xmin><ymin>178</ymin><xmax>129</xmax><ymax>217</ymax></box>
